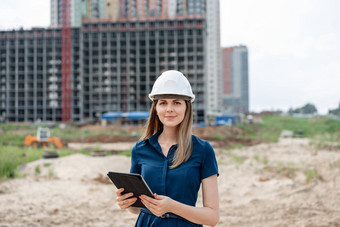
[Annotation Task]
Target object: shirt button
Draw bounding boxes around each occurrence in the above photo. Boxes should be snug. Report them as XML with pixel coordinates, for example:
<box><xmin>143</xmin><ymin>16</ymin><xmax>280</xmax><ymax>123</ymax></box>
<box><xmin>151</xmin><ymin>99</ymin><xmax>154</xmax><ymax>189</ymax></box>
<box><xmin>166</xmin><ymin>214</ymin><xmax>170</xmax><ymax>218</ymax></box>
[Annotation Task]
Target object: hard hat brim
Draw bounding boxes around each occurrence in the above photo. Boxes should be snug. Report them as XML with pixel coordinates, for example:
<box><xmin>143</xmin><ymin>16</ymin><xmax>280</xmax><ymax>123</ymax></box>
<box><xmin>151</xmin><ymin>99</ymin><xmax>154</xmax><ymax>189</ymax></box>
<box><xmin>150</xmin><ymin>94</ymin><xmax>193</xmax><ymax>102</ymax></box>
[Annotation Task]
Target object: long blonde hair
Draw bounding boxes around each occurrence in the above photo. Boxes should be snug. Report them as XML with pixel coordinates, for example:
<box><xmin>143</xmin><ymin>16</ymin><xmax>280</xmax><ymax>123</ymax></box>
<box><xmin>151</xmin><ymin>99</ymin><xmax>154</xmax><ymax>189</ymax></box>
<box><xmin>141</xmin><ymin>100</ymin><xmax>193</xmax><ymax>168</ymax></box>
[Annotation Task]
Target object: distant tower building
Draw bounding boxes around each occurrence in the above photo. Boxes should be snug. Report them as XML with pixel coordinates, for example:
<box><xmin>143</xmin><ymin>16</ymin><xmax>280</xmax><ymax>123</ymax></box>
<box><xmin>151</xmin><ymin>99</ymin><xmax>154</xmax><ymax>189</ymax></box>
<box><xmin>50</xmin><ymin>0</ymin><xmax>62</xmax><ymax>26</ymax></box>
<box><xmin>161</xmin><ymin>0</ymin><xmax>169</xmax><ymax>19</ymax></box>
<box><xmin>118</xmin><ymin>0</ymin><xmax>128</xmax><ymax>18</ymax></box>
<box><xmin>167</xmin><ymin>0</ymin><xmax>176</xmax><ymax>18</ymax></box>
<box><xmin>127</xmin><ymin>0</ymin><xmax>137</xmax><ymax>18</ymax></box>
<box><xmin>187</xmin><ymin>0</ymin><xmax>204</xmax><ymax>16</ymax></box>
<box><xmin>205</xmin><ymin>0</ymin><xmax>222</xmax><ymax>117</ymax></box>
<box><xmin>50</xmin><ymin>0</ymin><xmax>105</xmax><ymax>27</ymax></box>
<box><xmin>105</xmin><ymin>0</ymin><xmax>120</xmax><ymax>19</ymax></box>
<box><xmin>147</xmin><ymin>0</ymin><xmax>162</xmax><ymax>17</ymax></box>
<box><xmin>88</xmin><ymin>0</ymin><xmax>106</xmax><ymax>19</ymax></box>
<box><xmin>175</xmin><ymin>0</ymin><xmax>185</xmax><ymax>16</ymax></box>
<box><xmin>72</xmin><ymin>0</ymin><xmax>89</xmax><ymax>27</ymax></box>
<box><xmin>222</xmin><ymin>46</ymin><xmax>249</xmax><ymax>114</ymax></box>
<box><xmin>52</xmin><ymin>0</ymin><xmax>208</xmax><ymax>23</ymax></box>
<box><xmin>175</xmin><ymin>0</ymin><xmax>204</xmax><ymax>17</ymax></box>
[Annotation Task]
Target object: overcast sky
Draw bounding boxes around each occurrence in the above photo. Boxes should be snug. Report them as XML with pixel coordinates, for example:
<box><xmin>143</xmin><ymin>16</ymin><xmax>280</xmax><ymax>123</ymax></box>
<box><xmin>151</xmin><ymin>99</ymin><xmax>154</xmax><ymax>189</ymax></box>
<box><xmin>1</xmin><ymin>0</ymin><xmax>339</xmax><ymax>114</ymax></box>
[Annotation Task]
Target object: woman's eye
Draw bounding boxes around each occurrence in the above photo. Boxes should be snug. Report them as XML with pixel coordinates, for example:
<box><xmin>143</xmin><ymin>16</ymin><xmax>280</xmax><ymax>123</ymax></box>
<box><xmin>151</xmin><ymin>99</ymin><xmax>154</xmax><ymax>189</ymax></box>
<box><xmin>175</xmin><ymin>102</ymin><xmax>181</xmax><ymax>105</ymax></box>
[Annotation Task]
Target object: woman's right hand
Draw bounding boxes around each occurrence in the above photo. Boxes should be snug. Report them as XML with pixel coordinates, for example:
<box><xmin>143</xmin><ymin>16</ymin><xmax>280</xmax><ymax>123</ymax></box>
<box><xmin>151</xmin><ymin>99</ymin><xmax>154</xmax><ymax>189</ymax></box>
<box><xmin>116</xmin><ymin>188</ymin><xmax>137</xmax><ymax>209</ymax></box>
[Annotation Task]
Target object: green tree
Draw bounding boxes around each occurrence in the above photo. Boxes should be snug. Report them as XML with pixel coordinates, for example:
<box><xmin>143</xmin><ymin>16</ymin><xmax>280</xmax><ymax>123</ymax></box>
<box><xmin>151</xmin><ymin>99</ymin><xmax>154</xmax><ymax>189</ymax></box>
<box><xmin>328</xmin><ymin>102</ymin><xmax>340</xmax><ymax>116</ymax></box>
<box><xmin>300</xmin><ymin>103</ymin><xmax>318</xmax><ymax>114</ymax></box>
<box><xmin>289</xmin><ymin>103</ymin><xmax>318</xmax><ymax>114</ymax></box>
<box><xmin>288</xmin><ymin>107</ymin><xmax>294</xmax><ymax>115</ymax></box>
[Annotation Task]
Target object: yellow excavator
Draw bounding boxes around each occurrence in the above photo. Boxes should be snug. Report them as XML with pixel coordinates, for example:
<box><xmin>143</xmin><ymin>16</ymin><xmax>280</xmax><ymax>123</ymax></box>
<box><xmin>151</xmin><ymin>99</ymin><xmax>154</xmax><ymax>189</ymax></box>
<box><xmin>24</xmin><ymin>127</ymin><xmax>63</xmax><ymax>149</ymax></box>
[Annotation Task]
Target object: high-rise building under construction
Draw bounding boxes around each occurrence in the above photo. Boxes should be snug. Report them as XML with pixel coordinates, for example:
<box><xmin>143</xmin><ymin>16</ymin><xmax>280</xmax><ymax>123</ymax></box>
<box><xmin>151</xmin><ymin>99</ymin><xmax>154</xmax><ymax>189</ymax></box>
<box><xmin>50</xmin><ymin>0</ymin><xmax>208</xmax><ymax>26</ymax></box>
<box><xmin>0</xmin><ymin>0</ymin><xmax>221</xmax><ymax>123</ymax></box>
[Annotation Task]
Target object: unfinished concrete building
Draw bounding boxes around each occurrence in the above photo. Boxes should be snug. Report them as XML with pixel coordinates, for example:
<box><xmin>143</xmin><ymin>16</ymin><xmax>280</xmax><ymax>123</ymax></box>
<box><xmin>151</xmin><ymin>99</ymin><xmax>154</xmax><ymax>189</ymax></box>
<box><xmin>0</xmin><ymin>28</ymin><xmax>81</xmax><ymax>122</ymax></box>
<box><xmin>82</xmin><ymin>18</ymin><xmax>205</xmax><ymax>122</ymax></box>
<box><xmin>0</xmin><ymin>0</ymin><xmax>221</xmax><ymax>123</ymax></box>
<box><xmin>0</xmin><ymin>17</ymin><xmax>205</xmax><ymax>122</ymax></box>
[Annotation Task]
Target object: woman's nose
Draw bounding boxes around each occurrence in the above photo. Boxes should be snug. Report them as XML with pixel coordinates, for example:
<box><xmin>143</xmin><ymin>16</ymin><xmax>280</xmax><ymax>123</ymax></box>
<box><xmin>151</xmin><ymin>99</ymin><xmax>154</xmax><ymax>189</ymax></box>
<box><xmin>166</xmin><ymin>104</ymin><xmax>174</xmax><ymax>112</ymax></box>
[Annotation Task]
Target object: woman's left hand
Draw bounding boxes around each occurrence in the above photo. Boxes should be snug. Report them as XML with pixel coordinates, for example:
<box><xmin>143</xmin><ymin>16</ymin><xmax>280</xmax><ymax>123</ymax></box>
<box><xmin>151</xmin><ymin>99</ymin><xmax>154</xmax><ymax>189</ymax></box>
<box><xmin>140</xmin><ymin>193</ymin><xmax>174</xmax><ymax>217</ymax></box>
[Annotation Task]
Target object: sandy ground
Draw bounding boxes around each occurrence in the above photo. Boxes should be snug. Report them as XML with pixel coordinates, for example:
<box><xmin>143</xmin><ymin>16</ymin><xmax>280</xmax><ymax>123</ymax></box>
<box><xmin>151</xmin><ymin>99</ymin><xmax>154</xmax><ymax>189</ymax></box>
<box><xmin>1</xmin><ymin>137</ymin><xmax>340</xmax><ymax>227</ymax></box>
<box><xmin>67</xmin><ymin>142</ymin><xmax>135</xmax><ymax>152</ymax></box>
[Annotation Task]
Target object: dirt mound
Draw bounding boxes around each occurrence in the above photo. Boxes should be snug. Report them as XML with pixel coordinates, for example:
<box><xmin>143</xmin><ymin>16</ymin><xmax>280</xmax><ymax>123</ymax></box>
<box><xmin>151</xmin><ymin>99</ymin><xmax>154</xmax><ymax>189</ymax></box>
<box><xmin>194</xmin><ymin>126</ymin><xmax>262</xmax><ymax>148</ymax></box>
<box><xmin>67</xmin><ymin>125</ymin><xmax>261</xmax><ymax>148</ymax></box>
<box><xmin>71</xmin><ymin>135</ymin><xmax>139</xmax><ymax>143</ymax></box>
<box><xmin>207</xmin><ymin>137</ymin><xmax>262</xmax><ymax>148</ymax></box>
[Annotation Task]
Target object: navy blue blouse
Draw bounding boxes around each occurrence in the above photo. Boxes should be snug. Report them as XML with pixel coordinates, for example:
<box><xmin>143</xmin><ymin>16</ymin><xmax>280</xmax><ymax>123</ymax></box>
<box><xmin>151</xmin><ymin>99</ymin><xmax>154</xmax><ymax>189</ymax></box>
<box><xmin>130</xmin><ymin>131</ymin><xmax>219</xmax><ymax>227</ymax></box>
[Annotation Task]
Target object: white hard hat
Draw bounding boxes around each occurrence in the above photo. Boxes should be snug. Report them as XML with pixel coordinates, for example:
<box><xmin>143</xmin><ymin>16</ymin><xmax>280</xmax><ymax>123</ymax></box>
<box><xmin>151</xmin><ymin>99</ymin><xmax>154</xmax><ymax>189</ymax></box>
<box><xmin>149</xmin><ymin>70</ymin><xmax>195</xmax><ymax>102</ymax></box>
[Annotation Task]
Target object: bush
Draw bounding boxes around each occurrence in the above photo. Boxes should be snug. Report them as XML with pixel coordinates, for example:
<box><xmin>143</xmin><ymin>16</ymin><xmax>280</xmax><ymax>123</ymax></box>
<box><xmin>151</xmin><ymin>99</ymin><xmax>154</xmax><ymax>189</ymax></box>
<box><xmin>0</xmin><ymin>145</ymin><xmax>77</xmax><ymax>181</ymax></box>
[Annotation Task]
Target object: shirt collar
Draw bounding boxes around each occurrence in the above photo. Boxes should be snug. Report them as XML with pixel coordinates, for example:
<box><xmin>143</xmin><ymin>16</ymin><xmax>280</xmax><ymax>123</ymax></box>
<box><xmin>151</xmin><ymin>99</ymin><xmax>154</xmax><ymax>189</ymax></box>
<box><xmin>144</xmin><ymin>130</ymin><xmax>163</xmax><ymax>154</ymax></box>
<box><xmin>145</xmin><ymin>130</ymin><xmax>162</xmax><ymax>146</ymax></box>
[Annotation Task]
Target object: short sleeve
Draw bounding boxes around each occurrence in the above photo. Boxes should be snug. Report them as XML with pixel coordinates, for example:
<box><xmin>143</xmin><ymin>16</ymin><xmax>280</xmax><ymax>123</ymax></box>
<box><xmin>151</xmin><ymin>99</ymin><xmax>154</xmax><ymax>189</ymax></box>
<box><xmin>130</xmin><ymin>144</ymin><xmax>141</xmax><ymax>174</ymax></box>
<box><xmin>201</xmin><ymin>141</ymin><xmax>219</xmax><ymax>180</ymax></box>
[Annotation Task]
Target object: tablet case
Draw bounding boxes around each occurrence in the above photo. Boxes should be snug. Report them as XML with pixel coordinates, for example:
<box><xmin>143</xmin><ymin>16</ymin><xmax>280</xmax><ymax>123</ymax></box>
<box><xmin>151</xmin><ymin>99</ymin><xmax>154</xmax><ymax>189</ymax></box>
<box><xmin>107</xmin><ymin>171</ymin><xmax>154</xmax><ymax>208</ymax></box>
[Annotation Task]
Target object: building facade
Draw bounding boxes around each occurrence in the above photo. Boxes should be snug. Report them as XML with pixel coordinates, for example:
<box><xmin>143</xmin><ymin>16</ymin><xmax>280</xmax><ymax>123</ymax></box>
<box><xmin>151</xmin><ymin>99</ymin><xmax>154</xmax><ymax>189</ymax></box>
<box><xmin>0</xmin><ymin>0</ymin><xmax>221</xmax><ymax>123</ymax></box>
<box><xmin>221</xmin><ymin>46</ymin><xmax>249</xmax><ymax>114</ymax></box>
<box><xmin>205</xmin><ymin>0</ymin><xmax>222</xmax><ymax>116</ymax></box>
<box><xmin>51</xmin><ymin>0</ymin><xmax>105</xmax><ymax>27</ymax></box>
<box><xmin>0</xmin><ymin>28</ymin><xmax>81</xmax><ymax>122</ymax></box>
<box><xmin>0</xmin><ymin>18</ymin><xmax>206</xmax><ymax>122</ymax></box>
<box><xmin>81</xmin><ymin>18</ymin><xmax>206</xmax><ymax>122</ymax></box>
<box><xmin>51</xmin><ymin>0</ymin><xmax>207</xmax><ymax>27</ymax></box>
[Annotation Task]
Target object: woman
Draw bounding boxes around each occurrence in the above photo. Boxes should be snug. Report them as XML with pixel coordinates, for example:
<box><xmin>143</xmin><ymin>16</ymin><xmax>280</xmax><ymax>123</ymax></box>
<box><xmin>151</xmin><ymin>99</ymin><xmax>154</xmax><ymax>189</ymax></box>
<box><xmin>116</xmin><ymin>70</ymin><xmax>219</xmax><ymax>226</ymax></box>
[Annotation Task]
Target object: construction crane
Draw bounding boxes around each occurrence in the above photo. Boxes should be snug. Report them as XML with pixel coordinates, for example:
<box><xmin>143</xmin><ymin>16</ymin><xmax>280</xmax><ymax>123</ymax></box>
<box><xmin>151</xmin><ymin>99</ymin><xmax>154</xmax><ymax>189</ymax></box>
<box><xmin>62</xmin><ymin>0</ymin><xmax>72</xmax><ymax>122</ymax></box>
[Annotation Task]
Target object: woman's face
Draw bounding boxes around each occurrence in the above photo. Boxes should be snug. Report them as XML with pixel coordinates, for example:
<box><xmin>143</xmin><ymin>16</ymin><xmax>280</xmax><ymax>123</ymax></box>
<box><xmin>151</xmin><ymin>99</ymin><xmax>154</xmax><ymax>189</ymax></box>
<box><xmin>156</xmin><ymin>99</ymin><xmax>187</xmax><ymax>128</ymax></box>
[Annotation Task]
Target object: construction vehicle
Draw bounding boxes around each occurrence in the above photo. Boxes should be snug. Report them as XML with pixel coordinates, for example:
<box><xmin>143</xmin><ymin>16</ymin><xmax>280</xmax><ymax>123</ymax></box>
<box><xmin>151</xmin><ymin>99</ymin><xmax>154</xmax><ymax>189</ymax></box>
<box><xmin>24</xmin><ymin>127</ymin><xmax>63</xmax><ymax>148</ymax></box>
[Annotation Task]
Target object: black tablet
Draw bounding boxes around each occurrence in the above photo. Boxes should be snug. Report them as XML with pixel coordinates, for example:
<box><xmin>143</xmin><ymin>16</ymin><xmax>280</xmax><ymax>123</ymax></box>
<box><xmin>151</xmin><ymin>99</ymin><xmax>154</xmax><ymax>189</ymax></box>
<box><xmin>107</xmin><ymin>171</ymin><xmax>154</xmax><ymax>208</ymax></box>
